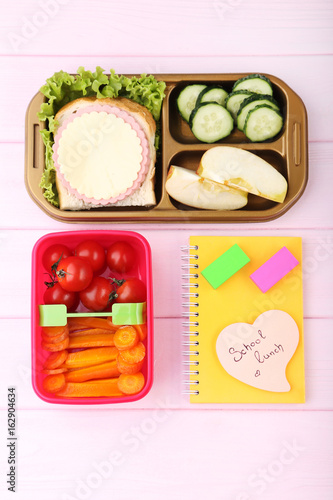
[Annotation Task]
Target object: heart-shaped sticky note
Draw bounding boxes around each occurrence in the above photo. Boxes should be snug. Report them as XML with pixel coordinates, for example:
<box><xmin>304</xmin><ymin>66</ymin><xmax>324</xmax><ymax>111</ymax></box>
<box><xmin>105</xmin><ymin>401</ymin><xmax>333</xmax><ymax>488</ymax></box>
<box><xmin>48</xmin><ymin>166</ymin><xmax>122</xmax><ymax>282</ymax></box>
<box><xmin>216</xmin><ymin>310</ymin><xmax>299</xmax><ymax>392</ymax></box>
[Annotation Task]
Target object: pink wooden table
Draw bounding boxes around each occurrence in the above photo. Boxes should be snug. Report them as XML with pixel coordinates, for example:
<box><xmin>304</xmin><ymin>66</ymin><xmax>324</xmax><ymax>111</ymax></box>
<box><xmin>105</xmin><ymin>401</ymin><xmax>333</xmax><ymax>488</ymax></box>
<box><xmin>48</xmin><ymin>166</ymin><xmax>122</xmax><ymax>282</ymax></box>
<box><xmin>0</xmin><ymin>1</ymin><xmax>332</xmax><ymax>498</ymax></box>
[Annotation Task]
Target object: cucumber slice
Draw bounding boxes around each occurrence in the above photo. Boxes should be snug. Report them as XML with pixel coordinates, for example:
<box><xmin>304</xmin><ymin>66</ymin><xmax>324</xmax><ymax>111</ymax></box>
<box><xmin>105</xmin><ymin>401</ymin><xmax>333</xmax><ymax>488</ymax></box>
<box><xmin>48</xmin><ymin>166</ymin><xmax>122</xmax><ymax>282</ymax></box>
<box><xmin>244</xmin><ymin>104</ymin><xmax>283</xmax><ymax>142</ymax></box>
<box><xmin>225</xmin><ymin>90</ymin><xmax>254</xmax><ymax>121</ymax></box>
<box><xmin>197</xmin><ymin>86</ymin><xmax>229</xmax><ymax>107</ymax></box>
<box><xmin>233</xmin><ymin>74</ymin><xmax>273</xmax><ymax>96</ymax></box>
<box><xmin>189</xmin><ymin>102</ymin><xmax>234</xmax><ymax>143</ymax></box>
<box><xmin>177</xmin><ymin>84</ymin><xmax>207</xmax><ymax>122</ymax></box>
<box><xmin>237</xmin><ymin>94</ymin><xmax>280</xmax><ymax>131</ymax></box>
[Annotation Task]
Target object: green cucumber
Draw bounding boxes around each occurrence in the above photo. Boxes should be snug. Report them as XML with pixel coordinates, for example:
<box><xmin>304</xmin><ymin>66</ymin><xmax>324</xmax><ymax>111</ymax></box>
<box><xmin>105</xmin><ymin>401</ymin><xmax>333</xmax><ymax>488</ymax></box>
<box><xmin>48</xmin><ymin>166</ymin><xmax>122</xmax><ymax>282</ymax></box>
<box><xmin>177</xmin><ymin>84</ymin><xmax>207</xmax><ymax>122</ymax></box>
<box><xmin>196</xmin><ymin>86</ymin><xmax>229</xmax><ymax>107</ymax></box>
<box><xmin>244</xmin><ymin>104</ymin><xmax>283</xmax><ymax>142</ymax></box>
<box><xmin>237</xmin><ymin>94</ymin><xmax>280</xmax><ymax>131</ymax></box>
<box><xmin>233</xmin><ymin>74</ymin><xmax>273</xmax><ymax>96</ymax></box>
<box><xmin>225</xmin><ymin>90</ymin><xmax>254</xmax><ymax>121</ymax></box>
<box><xmin>189</xmin><ymin>102</ymin><xmax>234</xmax><ymax>143</ymax></box>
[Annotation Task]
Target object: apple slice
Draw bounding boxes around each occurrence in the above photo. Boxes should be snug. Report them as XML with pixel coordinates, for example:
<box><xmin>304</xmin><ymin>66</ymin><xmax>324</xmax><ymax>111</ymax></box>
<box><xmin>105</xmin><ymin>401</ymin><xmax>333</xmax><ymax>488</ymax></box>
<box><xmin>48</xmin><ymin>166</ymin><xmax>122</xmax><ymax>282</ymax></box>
<box><xmin>165</xmin><ymin>165</ymin><xmax>248</xmax><ymax>210</ymax></box>
<box><xmin>197</xmin><ymin>146</ymin><xmax>288</xmax><ymax>203</ymax></box>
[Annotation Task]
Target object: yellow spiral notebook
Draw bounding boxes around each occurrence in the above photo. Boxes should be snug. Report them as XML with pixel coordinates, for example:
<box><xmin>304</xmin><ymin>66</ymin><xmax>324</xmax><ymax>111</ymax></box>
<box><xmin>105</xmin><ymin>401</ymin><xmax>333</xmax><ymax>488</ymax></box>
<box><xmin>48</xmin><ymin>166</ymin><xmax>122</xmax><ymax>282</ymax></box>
<box><xmin>182</xmin><ymin>236</ymin><xmax>305</xmax><ymax>404</ymax></box>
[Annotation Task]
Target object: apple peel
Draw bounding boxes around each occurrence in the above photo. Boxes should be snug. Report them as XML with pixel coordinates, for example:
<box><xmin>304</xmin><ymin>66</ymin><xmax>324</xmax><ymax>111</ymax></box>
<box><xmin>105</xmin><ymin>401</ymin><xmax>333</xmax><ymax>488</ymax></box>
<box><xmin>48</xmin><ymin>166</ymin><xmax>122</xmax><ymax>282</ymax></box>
<box><xmin>166</xmin><ymin>165</ymin><xmax>248</xmax><ymax>210</ymax></box>
<box><xmin>197</xmin><ymin>146</ymin><xmax>288</xmax><ymax>203</ymax></box>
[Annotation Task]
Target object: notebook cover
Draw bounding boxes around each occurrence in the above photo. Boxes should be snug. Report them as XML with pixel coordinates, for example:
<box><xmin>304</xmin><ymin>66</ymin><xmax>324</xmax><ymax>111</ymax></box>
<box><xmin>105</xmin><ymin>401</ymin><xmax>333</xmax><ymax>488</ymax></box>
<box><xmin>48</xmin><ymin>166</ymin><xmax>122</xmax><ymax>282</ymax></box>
<box><xmin>187</xmin><ymin>236</ymin><xmax>305</xmax><ymax>404</ymax></box>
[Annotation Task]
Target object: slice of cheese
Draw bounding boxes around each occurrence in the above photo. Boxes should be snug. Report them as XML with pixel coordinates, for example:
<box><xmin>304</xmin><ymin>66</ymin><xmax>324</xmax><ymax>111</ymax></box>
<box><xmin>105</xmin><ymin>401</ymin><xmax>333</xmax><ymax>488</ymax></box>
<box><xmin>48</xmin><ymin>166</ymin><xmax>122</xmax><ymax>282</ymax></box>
<box><xmin>55</xmin><ymin>109</ymin><xmax>147</xmax><ymax>203</ymax></box>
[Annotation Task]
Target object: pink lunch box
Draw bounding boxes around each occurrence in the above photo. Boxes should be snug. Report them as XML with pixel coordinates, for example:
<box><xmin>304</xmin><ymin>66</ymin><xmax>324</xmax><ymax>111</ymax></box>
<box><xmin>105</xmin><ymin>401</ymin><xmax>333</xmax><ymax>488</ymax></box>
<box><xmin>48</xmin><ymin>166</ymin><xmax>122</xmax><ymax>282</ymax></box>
<box><xmin>31</xmin><ymin>230</ymin><xmax>153</xmax><ymax>405</ymax></box>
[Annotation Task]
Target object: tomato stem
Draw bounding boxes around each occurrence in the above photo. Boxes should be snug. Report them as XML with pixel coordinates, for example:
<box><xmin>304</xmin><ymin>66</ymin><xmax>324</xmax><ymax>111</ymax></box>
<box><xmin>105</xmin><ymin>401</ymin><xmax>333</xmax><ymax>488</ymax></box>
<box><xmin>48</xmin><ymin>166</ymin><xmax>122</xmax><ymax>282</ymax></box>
<box><xmin>51</xmin><ymin>253</ymin><xmax>64</xmax><ymax>275</ymax></box>
<box><xmin>110</xmin><ymin>278</ymin><xmax>125</xmax><ymax>287</ymax></box>
<box><xmin>109</xmin><ymin>291</ymin><xmax>118</xmax><ymax>301</ymax></box>
<box><xmin>56</xmin><ymin>269</ymin><xmax>72</xmax><ymax>279</ymax></box>
<box><xmin>107</xmin><ymin>278</ymin><xmax>126</xmax><ymax>301</ymax></box>
<box><xmin>44</xmin><ymin>272</ymin><xmax>57</xmax><ymax>288</ymax></box>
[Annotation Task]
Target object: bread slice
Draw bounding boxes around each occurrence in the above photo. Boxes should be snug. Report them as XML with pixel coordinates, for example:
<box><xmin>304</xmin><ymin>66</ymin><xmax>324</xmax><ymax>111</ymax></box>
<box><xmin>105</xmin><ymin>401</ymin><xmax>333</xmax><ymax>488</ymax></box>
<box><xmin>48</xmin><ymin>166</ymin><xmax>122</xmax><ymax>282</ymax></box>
<box><xmin>54</xmin><ymin>97</ymin><xmax>157</xmax><ymax>210</ymax></box>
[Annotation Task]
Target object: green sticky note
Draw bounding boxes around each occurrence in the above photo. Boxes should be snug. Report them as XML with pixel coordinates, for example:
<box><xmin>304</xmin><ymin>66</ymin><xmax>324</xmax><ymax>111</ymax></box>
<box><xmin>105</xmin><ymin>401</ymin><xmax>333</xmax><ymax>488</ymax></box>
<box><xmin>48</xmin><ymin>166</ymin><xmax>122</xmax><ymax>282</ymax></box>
<box><xmin>201</xmin><ymin>244</ymin><xmax>250</xmax><ymax>289</ymax></box>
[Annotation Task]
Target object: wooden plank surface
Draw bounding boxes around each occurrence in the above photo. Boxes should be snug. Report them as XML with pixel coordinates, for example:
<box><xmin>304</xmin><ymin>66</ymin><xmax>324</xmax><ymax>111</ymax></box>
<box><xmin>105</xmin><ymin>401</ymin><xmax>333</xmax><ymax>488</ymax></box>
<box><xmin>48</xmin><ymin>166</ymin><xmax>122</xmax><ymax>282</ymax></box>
<box><xmin>0</xmin><ymin>0</ymin><xmax>332</xmax><ymax>498</ymax></box>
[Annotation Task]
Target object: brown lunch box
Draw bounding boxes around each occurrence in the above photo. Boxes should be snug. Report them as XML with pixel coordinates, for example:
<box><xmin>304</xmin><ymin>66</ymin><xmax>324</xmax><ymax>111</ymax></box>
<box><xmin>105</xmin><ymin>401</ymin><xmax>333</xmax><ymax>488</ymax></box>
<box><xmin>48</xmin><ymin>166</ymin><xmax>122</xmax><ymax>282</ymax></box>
<box><xmin>25</xmin><ymin>73</ymin><xmax>308</xmax><ymax>223</ymax></box>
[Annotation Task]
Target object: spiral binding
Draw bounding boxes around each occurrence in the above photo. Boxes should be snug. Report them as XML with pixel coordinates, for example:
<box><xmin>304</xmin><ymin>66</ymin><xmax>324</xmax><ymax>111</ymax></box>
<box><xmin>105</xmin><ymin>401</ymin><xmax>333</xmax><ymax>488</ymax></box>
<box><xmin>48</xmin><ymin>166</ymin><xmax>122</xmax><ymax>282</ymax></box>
<box><xmin>181</xmin><ymin>244</ymin><xmax>200</xmax><ymax>396</ymax></box>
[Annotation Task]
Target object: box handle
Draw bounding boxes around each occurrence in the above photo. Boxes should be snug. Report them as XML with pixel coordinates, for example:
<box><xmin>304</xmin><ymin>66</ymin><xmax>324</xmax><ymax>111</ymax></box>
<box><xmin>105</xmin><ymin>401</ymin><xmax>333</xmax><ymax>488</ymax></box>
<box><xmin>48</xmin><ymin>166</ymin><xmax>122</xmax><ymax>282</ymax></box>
<box><xmin>25</xmin><ymin>106</ymin><xmax>46</xmax><ymax>203</ymax></box>
<box><xmin>33</xmin><ymin>123</ymin><xmax>42</xmax><ymax>169</ymax></box>
<box><xmin>292</xmin><ymin>122</ymin><xmax>301</xmax><ymax>166</ymax></box>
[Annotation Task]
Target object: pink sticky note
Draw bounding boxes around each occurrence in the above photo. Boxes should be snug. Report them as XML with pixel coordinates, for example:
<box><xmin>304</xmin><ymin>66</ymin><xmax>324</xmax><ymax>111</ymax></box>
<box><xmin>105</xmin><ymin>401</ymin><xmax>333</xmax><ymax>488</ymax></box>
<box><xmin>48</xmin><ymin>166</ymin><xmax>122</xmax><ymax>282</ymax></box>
<box><xmin>250</xmin><ymin>247</ymin><xmax>299</xmax><ymax>293</ymax></box>
<box><xmin>216</xmin><ymin>310</ymin><xmax>300</xmax><ymax>392</ymax></box>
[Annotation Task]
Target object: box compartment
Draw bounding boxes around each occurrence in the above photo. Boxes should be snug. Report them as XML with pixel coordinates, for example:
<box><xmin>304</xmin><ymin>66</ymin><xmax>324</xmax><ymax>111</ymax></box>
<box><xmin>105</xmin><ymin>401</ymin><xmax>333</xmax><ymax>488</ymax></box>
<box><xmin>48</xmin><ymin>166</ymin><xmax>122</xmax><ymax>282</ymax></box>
<box><xmin>25</xmin><ymin>73</ymin><xmax>308</xmax><ymax>223</ymax></box>
<box><xmin>31</xmin><ymin>230</ymin><xmax>153</xmax><ymax>405</ymax></box>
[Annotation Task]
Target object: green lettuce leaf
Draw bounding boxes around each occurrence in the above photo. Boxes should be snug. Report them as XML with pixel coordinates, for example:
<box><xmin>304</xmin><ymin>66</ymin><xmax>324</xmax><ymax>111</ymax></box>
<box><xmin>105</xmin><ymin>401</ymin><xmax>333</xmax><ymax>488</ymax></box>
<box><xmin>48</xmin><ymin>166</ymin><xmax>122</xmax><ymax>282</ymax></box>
<box><xmin>38</xmin><ymin>67</ymin><xmax>166</xmax><ymax>207</ymax></box>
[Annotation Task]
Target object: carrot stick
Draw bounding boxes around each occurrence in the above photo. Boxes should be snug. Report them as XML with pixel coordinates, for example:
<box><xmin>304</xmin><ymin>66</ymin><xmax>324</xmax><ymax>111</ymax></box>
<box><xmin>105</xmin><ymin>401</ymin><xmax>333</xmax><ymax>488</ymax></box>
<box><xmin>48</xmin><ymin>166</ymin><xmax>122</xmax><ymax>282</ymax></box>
<box><xmin>68</xmin><ymin>333</ymin><xmax>115</xmax><ymax>349</ymax></box>
<box><xmin>42</xmin><ymin>325</ymin><xmax>69</xmax><ymax>338</ymax></box>
<box><xmin>43</xmin><ymin>350</ymin><xmax>69</xmax><ymax>370</ymax></box>
<box><xmin>41</xmin><ymin>337</ymin><xmax>69</xmax><ymax>352</ymax></box>
<box><xmin>64</xmin><ymin>347</ymin><xmax>118</xmax><ymax>369</ymax></box>
<box><xmin>43</xmin><ymin>367</ymin><xmax>68</xmax><ymax>375</ymax></box>
<box><xmin>68</xmin><ymin>317</ymin><xmax>117</xmax><ymax>332</ymax></box>
<box><xmin>69</xmin><ymin>328</ymin><xmax>116</xmax><ymax>338</ymax></box>
<box><xmin>57</xmin><ymin>378</ymin><xmax>124</xmax><ymax>398</ymax></box>
<box><xmin>43</xmin><ymin>373</ymin><xmax>66</xmax><ymax>393</ymax></box>
<box><xmin>42</xmin><ymin>329</ymin><xmax>69</xmax><ymax>344</ymax></box>
<box><xmin>134</xmin><ymin>324</ymin><xmax>147</xmax><ymax>342</ymax></box>
<box><xmin>114</xmin><ymin>326</ymin><xmax>139</xmax><ymax>351</ymax></box>
<box><xmin>117</xmin><ymin>372</ymin><xmax>145</xmax><ymax>395</ymax></box>
<box><xmin>106</xmin><ymin>318</ymin><xmax>117</xmax><ymax>329</ymax></box>
<box><xmin>118</xmin><ymin>342</ymin><xmax>146</xmax><ymax>365</ymax></box>
<box><xmin>116</xmin><ymin>354</ymin><xmax>143</xmax><ymax>375</ymax></box>
<box><xmin>65</xmin><ymin>361</ymin><xmax>120</xmax><ymax>383</ymax></box>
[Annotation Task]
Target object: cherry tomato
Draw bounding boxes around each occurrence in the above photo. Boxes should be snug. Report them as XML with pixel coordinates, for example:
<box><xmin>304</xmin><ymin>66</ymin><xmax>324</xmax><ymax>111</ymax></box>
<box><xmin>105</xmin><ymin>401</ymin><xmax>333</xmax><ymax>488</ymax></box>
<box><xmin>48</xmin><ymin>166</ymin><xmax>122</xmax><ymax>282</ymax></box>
<box><xmin>56</xmin><ymin>256</ymin><xmax>93</xmax><ymax>292</ymax></box>
<box><xmin>42</xmin><ymin>244</ymin><xmax>72</xmax><ymax>273</ymax></box>
<box><xmin>115</xmin><ymin>278</ymin><xmax>146</xmax><ymax>303</ymax></box>
<box><xmin>44</xmin><ymin>283</ymin><xmax>79</xmax><ymax>312</ymax></box>
<box><xmin>106</xmin><ymin>241</ymin><xmax>136</xmax><ymax>274</ymax></box>
<box><xmin>75</xmin><ymin>240</ymin><xmax>106</xmax><ymax>273</ymax></box>
<box><xmin>80</xmin><ymin>276</ymin><xmax>113</xmax><ymax>311</ymax></box>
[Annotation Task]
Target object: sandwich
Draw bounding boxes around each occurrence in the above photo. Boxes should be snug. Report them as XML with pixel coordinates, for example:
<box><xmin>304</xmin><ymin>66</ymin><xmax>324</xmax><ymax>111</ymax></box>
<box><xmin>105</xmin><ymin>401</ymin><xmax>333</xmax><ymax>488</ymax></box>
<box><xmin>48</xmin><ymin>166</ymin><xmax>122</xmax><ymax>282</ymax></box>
<box><xmin>38</xmin><ymin>67</ymin><xmax>166</xmax><ymax>210</ymax></box>
<box><xmin>53</xmin><ymin>96</ymin><xmax>156</xmax><ymax>210</ymax></box>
